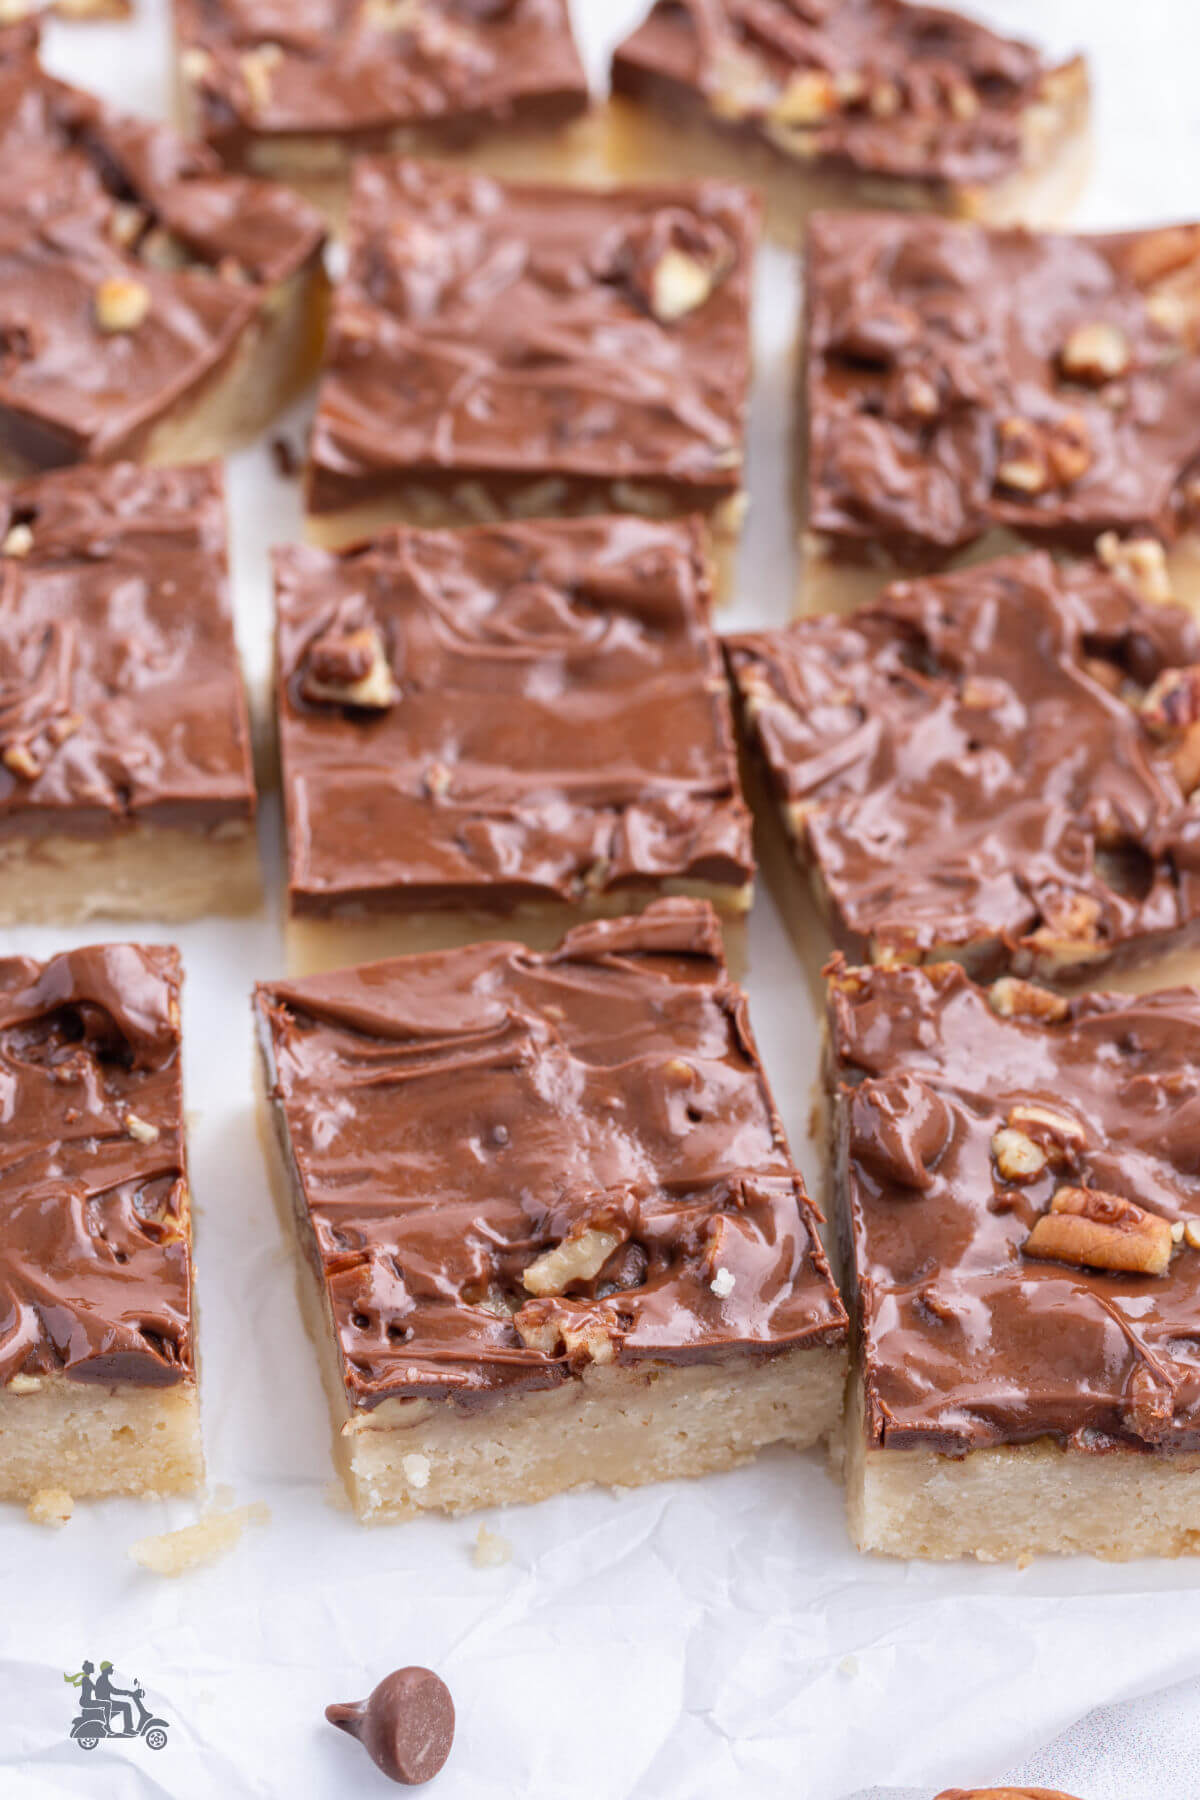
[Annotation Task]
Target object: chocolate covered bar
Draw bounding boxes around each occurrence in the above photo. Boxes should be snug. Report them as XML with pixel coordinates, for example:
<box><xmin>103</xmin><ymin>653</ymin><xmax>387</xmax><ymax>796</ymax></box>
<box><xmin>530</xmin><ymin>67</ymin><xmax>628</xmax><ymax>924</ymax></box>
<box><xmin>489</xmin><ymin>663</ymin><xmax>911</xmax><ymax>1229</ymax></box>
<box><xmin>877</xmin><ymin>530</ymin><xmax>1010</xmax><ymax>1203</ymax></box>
<box><xmin>0</xmin><ymin>945</ymin><xmax>202</xmax><ymax>1503</ymax></box>
<box><xmin>255</xmin><ymin>900</ymin><xmax>847</xmax><ymax>1521</ymax></box>
<box><xmin>801</xmin><ymin>212</ymin><xmax>1200</xmax><ymax>615</ymax></box>
<box><xmin>0</xmin><ymin>22</ymin><xmax>327</xmax><ymax>474</ymax></box>
<box><xmin>829</xmin><ymin>958</ymin><xmax>1200</xmax><ymax>1561</ymax></box>
<box><xmin>938</xmin><ymin>1792</ymin><xmax>1083</xmax><ymax>1800</ymax></box>
<box><xmin>0</xmin><ymin>462</ymin><xmax>260</xmax><ymax>923</ymax></box>
<box><xmin>275</xmin><ymin>516</ymin><xmax>754</xmax><ymax>970</ymax></box>
<box><xmin>174</xmin><ymin>0</ymin><xmax>595</xmax><ymax>215</ymax></box>
<box><xmin>728</xmin><ymin>548</ymin><xmax>1200</xmax><ymax>987</ymax></box>
<box><xmin>609</xmin><ymin>1</ymin><xmax>1089</xmax><ymax>242</ymax></box>
<box><xmin>305</xmin><ymin>160</ymin><xmax>757</xmax><ymax>594</ymax></box>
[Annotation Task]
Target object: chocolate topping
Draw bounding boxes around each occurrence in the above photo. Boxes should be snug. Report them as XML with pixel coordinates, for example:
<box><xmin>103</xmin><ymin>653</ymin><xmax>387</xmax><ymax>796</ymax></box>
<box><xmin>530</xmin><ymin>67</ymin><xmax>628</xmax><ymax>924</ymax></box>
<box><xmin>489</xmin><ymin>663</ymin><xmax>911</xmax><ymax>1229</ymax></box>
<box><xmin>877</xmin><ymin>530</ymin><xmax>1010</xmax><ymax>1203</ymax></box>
<box><xmin>275</xmin><ymin>516</ymin><xmax>753</xmax><ymax>916</ymax></box>
<box><xmin>326</xmin><ymin>1667</ymin><xmax>455</xmax><ymax>1788</ymax></box>
<box><xmin>255</xmin><ymin>899</ymin><xmax>845</xmax><ymax>1409</ymax></box>
<box><xmin>726</xmin><ymin>550</ymin><xmax>1200</xmax><ymax>982</ymax></box>
<box><xmin>0</xmin><ymin>462</ymin><xmax>256</xmax><ymax>838</ymax></box>
<box><xmin>0</xmin><ymin>943</ymin><xmax>192</xmax><ymax>1389</ymax></box>
<box><xmin>805</xmin><ymin>212</ymin><xmax>1200</xmax><ymax>564</ymax></box>
<box><xmin>612</xmin><ymin>0</ymin><xmax>1079</xmax><ymax>189</ymax></box>
<box><xmin>0</xmin><ymin>24</ymin><xmax>324</xmax><ymax>468</ymax></box>
<box><xmin>829</xmin><ymin>958</ymin><xmax>1200</xmax><ymax>1457</ymax></box>
<box><xmin>177</xmin><ymin>0</ymin><xmax>588</xmax><ymax>161</ymax></box>
<box><xmin>306</xmin><ymin>160</ymin><xmax>757</xmax><ymax>516</ymax></box>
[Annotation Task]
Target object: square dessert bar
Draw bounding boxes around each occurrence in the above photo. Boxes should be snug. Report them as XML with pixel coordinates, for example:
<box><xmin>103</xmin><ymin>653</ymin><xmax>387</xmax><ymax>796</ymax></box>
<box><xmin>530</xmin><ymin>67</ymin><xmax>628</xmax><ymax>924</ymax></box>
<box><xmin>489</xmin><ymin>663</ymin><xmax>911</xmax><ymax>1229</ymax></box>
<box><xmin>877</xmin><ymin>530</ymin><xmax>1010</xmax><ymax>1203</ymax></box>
<box><xmin>0</xmin><ymin>22</ymin><xmax>327</xmax><ymax>474</ymax></box>
<box><xmin>728</xmin><ymin>548</ymin><xmax>1200</xmax><ymax>986</ymax></box>
<box><xmin>938</xmin><ymin>1792</ymin><xmax>1081</xmax><ymax>1800</ymax></box>
<box><xmin>305</xmin><ymin>160</ymin><xmax>759</xmax><ymax>591</ymax></box>
<box><xmin>0</xmin><ymin>462</ymin><xmax>260</xmax><ymax>923</ymax></box>
<box><xmin>801</xmin><ymin>212</ymin><xmax>1200</xmax><ymax>616</ymax></box>
<box><xmin>828</xmin><ymin>958</ymin><xmax>1200</xmax><ymax>1561</ymax></box>
<box><xmin>174</xmin><ymin>0</ymin><xmax>594</xmax><ymax>214</ymax></box>
<box><xmin>609</xmin><ymin>1</ymin><xmax>1089</xmax><ymax>242</ymax></box>
<box><xmin>255</xmin><ymin>899</ymin><xmax>847</xmax><ymax>1521</ymax></box>
<box><xmin>0</xmin><ymin>945</ymin><xmax>202</xmax><ymax>1503</ymax></box>
<box><xmin>275</xmin><ymin>515</ymin><xmax>754</xmax><ymax>971</ymax></box>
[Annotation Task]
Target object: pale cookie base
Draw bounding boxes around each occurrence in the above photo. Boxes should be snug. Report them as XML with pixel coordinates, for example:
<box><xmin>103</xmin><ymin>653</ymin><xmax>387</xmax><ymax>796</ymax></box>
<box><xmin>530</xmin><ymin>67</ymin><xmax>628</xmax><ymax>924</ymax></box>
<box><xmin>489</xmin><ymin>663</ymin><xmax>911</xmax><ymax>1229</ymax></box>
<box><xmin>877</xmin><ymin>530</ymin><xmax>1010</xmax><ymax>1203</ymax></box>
<box><xmin>798</xmin><ymin>530</ymin><xmax>1200</xmax><ymax>624</ymax></box>
<box><xmin>0</xmin><ymin>1378</ymin><xmax>202</xmax><ymax>1503</ymax></box>
<box><xmin>1</xmin><ymin>262</ymin><xmax>328</xmax><ymax>476</ymax></box>
<box><xmin>256</xmin><ymin>1036</ymin><xmax>845</xmax><ymax>1524</ymax></box>
<box><xmin>285</xmin><ymin>881</ymin><xmax>752</xmax><ymax>977</ymax></box>
<box><xmin>0</xmin><ymin>822</ymin><xmax>262</xmax><ymax>924</ymax></box>
<box><xmin>304</xmin><ymin>487</ymin><xmax>746</xmax><ymax>605</ymax></box>
<box><xmin>222</xmin><ymin>116</ymin><xmax>608</xmax><ymax>231</ymax></box>
<box><xmin>602</xmin><ymin>89</ymin><xmax>1091</xmax><ymax>246</ymax></box>
<box><xmin>842</xmin><ymin>1370</ymin><xmax>1200</xmax><ymax>1561</ymax></box>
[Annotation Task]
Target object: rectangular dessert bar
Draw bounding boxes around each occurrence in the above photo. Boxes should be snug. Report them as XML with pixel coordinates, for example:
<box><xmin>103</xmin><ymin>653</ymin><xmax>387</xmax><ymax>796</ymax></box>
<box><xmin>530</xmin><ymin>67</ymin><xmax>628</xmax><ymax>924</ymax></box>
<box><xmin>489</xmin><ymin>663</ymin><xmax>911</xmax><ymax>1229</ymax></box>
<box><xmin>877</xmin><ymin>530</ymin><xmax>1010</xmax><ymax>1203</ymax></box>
<box><xmin>0</xmin><ymin>944</ymin><xmax>202</xmax><ymax>1503</ymax></box>
<box><xmin>255</xmin><ymin>899</ymin><xmax>847</xmax><ymax>1521</ymax></box>
<box><xmin>275</xmin><ymin>515</ymin><xmax>754</xmax><ymax>971</ymax></box>
<box><xmin>0</xmin><ymin>21</ymin><xmax>327</xmax><ymax>474</ymax></box>
<box><xmin>609</xmin><ymin>1</ymin><xmax>1089</xmax><ymax>241</ymax></box>
<box><xmin>828</xmin><ymin>957</ymin><xmax>1200</xmax><ymax>1562</ymax></box>
<box><xmin>174</xmin><ymin>0</ymin><xmax>595</xmax><ymax>215</ymax></box>
<box><xmin>801</xmin><ymin>212</ymin><xmax>1200</xmax><ymax>616</ymax></box>
<box><xmin>0</xmin><ymin>462</ymin><xmax>260</xmax><ymax>923</ymax></box>
<box><xmin>727</xmin><ymin>547</ymin><xmax>1200</xmax><ymax>986</ymax></box>
<box><xmin>305</xmin><ymin>160</ymin><xmax>758</xmax><ymax>594</ymax></box>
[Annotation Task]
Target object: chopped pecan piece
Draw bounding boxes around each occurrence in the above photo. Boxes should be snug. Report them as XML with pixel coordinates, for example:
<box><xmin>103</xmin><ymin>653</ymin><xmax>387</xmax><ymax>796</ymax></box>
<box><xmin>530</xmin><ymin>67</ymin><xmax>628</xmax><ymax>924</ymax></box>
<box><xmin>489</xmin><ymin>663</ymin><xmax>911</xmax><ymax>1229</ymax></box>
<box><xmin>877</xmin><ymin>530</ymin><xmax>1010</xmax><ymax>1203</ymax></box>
<box><xmin>522</xmin><ymin>1226</ymin><xmax>623</xmax><ymax>1297</ymax></box>
<box><xmin>991</xmin><ymin>1126</ymin><xmax>1045</xmax><ymax>1182</ymax></box>
<box><xmin>1138</xmin><ymin>665</ymin><xmax>1200</xmax><ymax>794</ymax></box>
<box><xmin>1096</xmin><ymin>531</ymin><xmax>1173</xmax><ymax>603</ymax></box>
<box><xmin>987</xmin><ymin>978</ymin><xmax>1069</xmax><ymax>1024</ymax></box>
<box><xmin>1024</xmin><ymin>1186</ymin><xmax>1176</xmax><ymax>1276</ymax></box>
<box><xmin>1060</xmin><ymin>321</ymin><xmax>1131</xmax><ymax>384</ymax></box>
<box><xmin>302</xmin><ymin>622</ymin><xmax>396</xmax><ymax>710</ymax></box>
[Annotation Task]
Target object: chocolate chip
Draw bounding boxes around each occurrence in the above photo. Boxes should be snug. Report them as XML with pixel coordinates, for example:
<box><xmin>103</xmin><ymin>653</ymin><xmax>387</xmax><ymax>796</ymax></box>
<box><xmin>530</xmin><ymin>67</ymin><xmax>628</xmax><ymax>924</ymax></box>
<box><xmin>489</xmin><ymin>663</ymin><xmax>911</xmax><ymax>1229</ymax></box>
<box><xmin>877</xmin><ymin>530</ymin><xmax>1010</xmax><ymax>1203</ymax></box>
<box><xmin>326</xmin><ymin>1667</ymin><xmax>455</xmax><ymax>1787</ymax></box>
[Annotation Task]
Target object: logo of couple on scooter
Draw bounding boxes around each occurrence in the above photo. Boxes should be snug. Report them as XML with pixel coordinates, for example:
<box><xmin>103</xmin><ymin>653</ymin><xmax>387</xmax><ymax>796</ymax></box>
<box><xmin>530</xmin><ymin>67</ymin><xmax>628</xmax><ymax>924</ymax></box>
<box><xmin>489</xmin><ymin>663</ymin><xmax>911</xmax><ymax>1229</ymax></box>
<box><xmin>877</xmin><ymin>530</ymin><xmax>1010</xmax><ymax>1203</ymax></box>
<box><xmin>63</xmin><ymin>1661</ymin><xmax>170</xmax><ymax>1752</ymax></box>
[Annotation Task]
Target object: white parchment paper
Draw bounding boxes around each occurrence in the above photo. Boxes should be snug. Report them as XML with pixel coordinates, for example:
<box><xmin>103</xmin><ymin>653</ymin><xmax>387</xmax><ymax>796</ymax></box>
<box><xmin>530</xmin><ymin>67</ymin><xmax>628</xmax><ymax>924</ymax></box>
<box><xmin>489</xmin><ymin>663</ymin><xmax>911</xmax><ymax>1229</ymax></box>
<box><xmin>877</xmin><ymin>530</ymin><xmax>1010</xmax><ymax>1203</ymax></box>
<box><xmin>4</xmin><ymin>4</ymin><xmax>1200</xmax><ymax>1795</ymax></box>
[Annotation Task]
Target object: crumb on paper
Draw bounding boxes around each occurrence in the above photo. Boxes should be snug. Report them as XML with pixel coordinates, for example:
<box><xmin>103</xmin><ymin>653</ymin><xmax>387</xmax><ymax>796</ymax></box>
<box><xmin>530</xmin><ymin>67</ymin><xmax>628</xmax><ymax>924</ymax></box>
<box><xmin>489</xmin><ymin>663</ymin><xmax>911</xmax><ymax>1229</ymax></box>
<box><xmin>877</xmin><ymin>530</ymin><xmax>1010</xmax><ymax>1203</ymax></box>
<box><xmin>271</xmin><ymin>435</ymin><xmax>301</xmax><ymax>479</ymax></box>
<box><xmin>27</xmin><ymin>1487</ymin><xmax>73</xmax><ymax>1528</ymax></box>
<box><xmin>130</xmin><ymin>1498</ymin><xmax>269</xmax><ymax>1577</ymax></box>
<box><xmin>472</xmin><ymin>1524</ymin><xmax>513</xmax><ymax>1569</ymax></box>
<box><xmin>838</xmin><ymin>1654</ymin><xmax>860</xmax><ymax>1678</ymax></box>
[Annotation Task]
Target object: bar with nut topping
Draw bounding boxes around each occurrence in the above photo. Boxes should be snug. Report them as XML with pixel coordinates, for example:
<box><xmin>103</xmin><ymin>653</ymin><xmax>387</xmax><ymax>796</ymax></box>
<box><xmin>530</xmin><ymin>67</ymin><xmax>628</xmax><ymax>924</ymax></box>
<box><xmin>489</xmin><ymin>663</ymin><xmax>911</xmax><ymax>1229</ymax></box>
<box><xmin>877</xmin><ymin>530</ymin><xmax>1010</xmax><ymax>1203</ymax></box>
<box><xmin>608</xmin><ymin>1</ymin><xmax>1089</xmax><ymax>242</ymax></box>
<box><xmin>173</xmin><ymin>0</ymin><xmax>595</xmax><ymax>219</ymax></box>
<box><xmin>727</xmin><ymin>547</ymin><xmax>1200</xmax><ymax>986</ymax></box>
<box><xmin>801</xmin><ymin>212</ymin><xmax>1200</xmax><ymax>616</ymax></box>
<box><xmin>254</xmin><ymin>899</ymin><xmax>847</xmax><ymax>1521</ymax></box>
<box><xmin>0</xmin><ymin>462</ymin><xmax>260</xmax><ymax>923</ymax></box>
<box><xmin>305</xmin><ymin>160</ymin><xmax>758</xmax><ymax>595</ymax></box>
<box><xmin>828</xmin><ymin>956</ymin><xmax>1200</xmax><ymax>1561</ymax></box>
<box><xmin>275</xmin><ymin>515</ymin><xmax>754</xmax><ymax>972</ymax></box>
<box><xmin>0</xmin><ymin>21</ymin><xmax>327</xmax><ymax>474</ymax></box>
<box><xmin>0</xmin><ymin>944</ymin><xmax>202</xmax><ymax>1508</ymax></box>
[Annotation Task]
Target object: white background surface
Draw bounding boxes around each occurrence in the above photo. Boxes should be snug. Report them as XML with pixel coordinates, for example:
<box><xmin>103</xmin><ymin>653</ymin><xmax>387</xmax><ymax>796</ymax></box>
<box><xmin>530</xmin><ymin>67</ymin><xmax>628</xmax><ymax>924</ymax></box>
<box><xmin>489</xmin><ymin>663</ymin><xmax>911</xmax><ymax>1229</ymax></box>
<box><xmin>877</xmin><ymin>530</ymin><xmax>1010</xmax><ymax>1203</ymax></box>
<box><xmin>5</xmin><ymin>3</ymin><xmax>1200</xmax><ymax>1795</ymax></box>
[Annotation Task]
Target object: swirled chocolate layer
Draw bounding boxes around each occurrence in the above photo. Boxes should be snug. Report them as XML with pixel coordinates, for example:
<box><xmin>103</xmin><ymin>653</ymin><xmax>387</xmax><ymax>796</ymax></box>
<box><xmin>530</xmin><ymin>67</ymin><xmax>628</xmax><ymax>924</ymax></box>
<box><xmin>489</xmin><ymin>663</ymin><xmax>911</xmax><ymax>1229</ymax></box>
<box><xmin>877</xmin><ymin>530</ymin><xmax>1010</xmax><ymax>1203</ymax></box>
<box><xmin>0</xmin><ymin>943</ymin><xmax>193</xmax><ymax>1388</ymax></box>
<box><xmin>255</xmin><ymin>899</ymin><xmax>846</xmax><ymax>1409</ymax></box>
<box><xmin>0</xmin><ymin>22</ymin><xmax>324</xmax><ymax>468</ymax></box>
<box><xmin>275</xmin><ymin>516</ymin><xmax>753</xmax><ymax>916</ymax></box>
<box><xmin>805</xmin><ymin>211</ymin><xmax>1200</xmax><ymax>564</ymax></box>
<box><xmin>0</xmin><ymin>463</ymin><xmax>256</xmax><ymax>838</ymax></box>
<box><xmin>613</xmin><ymin>1</ymin><xmax>1084</xmax><ymax>192</ymax></box>
<box><xmin>727</xmin><ymin>550</ymin><xmax>1200</xmax><ymax>983</ymax></box>
<box><xmin>306</xmin><ymin>159</ymin><xmax>757</xmax><ymax>515</ymax></box>
<box><xmin>829</xmin><ymin>958</ymin><xmax>1200</xmax><ymax>1456</ymax></box>
<box><xmin>175</xmin><ymin>0</ymin><xmax>588</xmax><ymax>163</ymax></box>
